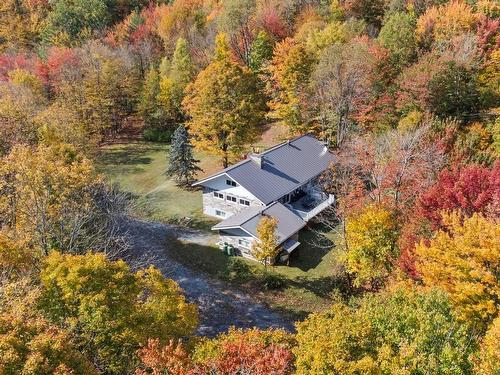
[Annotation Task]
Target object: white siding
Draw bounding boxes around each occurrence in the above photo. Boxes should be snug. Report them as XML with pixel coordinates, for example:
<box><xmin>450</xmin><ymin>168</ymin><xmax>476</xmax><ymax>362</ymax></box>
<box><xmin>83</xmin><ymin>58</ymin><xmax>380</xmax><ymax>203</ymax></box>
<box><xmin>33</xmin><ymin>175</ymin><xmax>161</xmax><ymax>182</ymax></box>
<box><xmin>219</xmin><ymin>228</ymin><xmax>256</xmax><ymax>259</ymax></box>
<box><xmin>203</xmin><ymin>175</ymin><xmax>261</xmax><ymax>202</ymax></box>
<box><xmin>201</xmin><ymin>175</ymin><xmax>264</xmax><ymax>218</ymax></box>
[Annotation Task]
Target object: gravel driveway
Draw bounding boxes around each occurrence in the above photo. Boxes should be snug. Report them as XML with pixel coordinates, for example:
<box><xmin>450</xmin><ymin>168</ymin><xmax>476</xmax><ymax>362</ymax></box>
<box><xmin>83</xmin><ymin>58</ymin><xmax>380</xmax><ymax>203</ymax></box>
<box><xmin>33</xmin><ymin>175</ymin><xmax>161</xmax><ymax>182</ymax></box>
<box><xmin>123</xmin><ymin>219</ymin><xmax>294</xmax><ymax>337</ymax></box>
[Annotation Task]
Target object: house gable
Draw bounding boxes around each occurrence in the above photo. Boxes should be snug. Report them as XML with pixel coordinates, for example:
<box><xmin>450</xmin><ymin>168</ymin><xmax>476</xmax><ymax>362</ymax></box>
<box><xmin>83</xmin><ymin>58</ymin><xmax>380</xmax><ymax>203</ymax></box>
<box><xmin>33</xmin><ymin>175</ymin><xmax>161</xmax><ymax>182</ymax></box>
<box><xmin>200</xmin><ymin>174</ymin><xmax>263</xmax><ymax>204</ymax></box>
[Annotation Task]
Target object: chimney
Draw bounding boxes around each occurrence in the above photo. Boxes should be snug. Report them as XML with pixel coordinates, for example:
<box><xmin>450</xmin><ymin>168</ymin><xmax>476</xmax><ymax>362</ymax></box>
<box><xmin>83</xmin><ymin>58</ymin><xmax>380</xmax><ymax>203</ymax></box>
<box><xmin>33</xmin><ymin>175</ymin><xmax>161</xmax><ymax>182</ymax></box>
<box><xmin>249</xmin><ymin>153</ymin><xmax>265</xmax><ymax>168</ymax></box>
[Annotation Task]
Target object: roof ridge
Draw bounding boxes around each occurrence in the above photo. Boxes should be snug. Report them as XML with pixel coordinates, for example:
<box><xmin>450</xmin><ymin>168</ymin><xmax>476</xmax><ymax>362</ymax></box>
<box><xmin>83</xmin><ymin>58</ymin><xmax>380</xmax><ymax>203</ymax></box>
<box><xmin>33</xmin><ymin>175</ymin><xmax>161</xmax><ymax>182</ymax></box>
<box><xmin>260</xmin><ymin>133</ymin><xmax>311</xmax><ymax>157</ymax></box>
<box><xmin>193</xmin><ymin>134</ymin><xmax>313</xmax><ymax>185</ymax></box>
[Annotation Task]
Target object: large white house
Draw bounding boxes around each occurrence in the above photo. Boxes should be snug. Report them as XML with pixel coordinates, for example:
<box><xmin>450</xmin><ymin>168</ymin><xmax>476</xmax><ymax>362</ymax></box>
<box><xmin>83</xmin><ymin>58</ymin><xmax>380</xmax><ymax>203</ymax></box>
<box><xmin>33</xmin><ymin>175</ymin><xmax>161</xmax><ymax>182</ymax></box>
<box><xmin>193</xmin><ymin>134</ymin><xmax>335</xmax><ymax>262</ymax></box>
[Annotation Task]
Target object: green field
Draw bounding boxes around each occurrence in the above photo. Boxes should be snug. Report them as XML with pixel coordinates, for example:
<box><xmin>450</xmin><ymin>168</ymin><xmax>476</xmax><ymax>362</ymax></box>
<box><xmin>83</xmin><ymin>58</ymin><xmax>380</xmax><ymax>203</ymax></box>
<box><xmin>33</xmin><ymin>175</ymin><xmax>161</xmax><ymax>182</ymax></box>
<box><xmin>98</xmin><ymin>141</ymin><xmax>345</xmax><ymax>318</ymax></box>
<box><xmin>97</xmin><ymin>142</ymin><xmax>219</xmax><ymax>229</ymax></box>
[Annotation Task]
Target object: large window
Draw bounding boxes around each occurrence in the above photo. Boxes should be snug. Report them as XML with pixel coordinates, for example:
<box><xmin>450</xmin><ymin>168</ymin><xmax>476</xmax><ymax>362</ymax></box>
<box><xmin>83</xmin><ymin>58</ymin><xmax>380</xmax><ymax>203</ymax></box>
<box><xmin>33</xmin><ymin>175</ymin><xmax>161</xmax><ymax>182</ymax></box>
<box><xmin>238</xmin><ymin>238</ymin><xmax>251</xmax><ymax>248</ymax></box>
<box><xmin>226</xmin><ymin>179</ymin><xmax>237</xmax><ymax>187</ymax></box>
<box><xmin>226</xmin><ymin>195</ymin><xmax>237</xmax><ymax>203</ymax></box>
<box><xmin>213</xmin><ymin>192</ymin><xmax>224</xmax><ymax>199</ymax></box>
<box><xmin>239</xmin><ymin>198</ymin><xmax>250</xmax><ymax>206</ymax></box>
<box><xmin>215</xmin><ymin>210</ymin><xmax>226</xmax><ymax>218</ymax></box>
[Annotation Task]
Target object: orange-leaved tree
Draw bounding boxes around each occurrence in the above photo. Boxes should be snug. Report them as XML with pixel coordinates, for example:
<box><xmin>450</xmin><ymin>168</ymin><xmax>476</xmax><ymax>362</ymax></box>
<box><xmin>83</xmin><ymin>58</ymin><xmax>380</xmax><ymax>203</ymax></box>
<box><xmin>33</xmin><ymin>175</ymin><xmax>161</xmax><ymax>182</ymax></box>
<box><xmin>416</xmin><ymin>211</ymin><xmax>500</xmax><ymax>330</ymax></box>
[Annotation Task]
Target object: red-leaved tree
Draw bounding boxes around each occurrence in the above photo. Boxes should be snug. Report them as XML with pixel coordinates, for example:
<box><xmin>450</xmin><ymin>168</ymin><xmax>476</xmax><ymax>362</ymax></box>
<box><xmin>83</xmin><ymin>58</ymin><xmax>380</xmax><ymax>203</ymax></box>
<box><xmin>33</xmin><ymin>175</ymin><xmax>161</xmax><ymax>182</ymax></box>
<box><xmin>136</xmin><ymin>329</ymin><xmax>295</xmax><ymax>375</ymax></box>
<box><xmin>417</xmin><ymin>162</ymin><xmax>500</xmax><ymax>230</ymax></box>
<box><xmin>399</xmin><ymin>162</ymin><xmax>500</xmax><ymax>278</ymax></box>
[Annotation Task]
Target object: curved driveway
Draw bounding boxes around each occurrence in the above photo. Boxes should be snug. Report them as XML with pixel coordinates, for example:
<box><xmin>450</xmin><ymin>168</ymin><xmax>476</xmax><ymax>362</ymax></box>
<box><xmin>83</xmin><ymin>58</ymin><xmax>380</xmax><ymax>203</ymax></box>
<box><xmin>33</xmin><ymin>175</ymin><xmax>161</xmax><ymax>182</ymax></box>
<box><xmin>124</xmin><ymin>219</ymin><xmax>294</xmax><ymax>337</ymax></box>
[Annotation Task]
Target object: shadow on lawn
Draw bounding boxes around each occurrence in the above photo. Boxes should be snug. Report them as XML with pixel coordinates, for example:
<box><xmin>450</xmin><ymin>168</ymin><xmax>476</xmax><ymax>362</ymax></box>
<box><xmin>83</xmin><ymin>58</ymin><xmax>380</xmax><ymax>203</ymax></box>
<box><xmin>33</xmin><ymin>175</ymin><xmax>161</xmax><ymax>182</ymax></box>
<box><xmin>289</xmin><ymin>227</ymin><xmax>335</xmax><ymax>272</ymax></box>
<box><xmin>167</xmin><ymin>237</ymin><xmax>231</xmax><ymax>277</ymax></box>
<box><xmin>98</xmin><ymin>142</ymin><xmax>165</xmax><ymax>167</ymax></box>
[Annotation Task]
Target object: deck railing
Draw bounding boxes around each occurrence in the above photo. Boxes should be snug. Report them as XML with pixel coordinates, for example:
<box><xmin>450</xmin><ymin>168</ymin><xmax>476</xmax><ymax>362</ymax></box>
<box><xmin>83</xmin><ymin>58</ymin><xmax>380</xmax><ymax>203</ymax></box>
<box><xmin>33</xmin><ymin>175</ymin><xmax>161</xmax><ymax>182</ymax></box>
<box><xmin>287</xmin><ymin>194</ymin><xmax>335</xmax><ymax>221</ymax></box>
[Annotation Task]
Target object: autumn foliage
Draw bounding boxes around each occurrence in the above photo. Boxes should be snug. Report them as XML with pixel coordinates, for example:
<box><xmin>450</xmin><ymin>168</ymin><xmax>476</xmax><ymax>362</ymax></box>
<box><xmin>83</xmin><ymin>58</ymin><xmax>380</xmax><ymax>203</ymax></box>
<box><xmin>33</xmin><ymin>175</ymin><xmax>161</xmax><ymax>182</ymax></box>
<box><xmin>417</xmin><ymin>163</ymin><xmax>500</xmax><ymax>229</ymax></box>
<box><xmin>0</xmin><ymin>0</ymin><xmax>499</xmax><ymax>372</ymax></box>
<box><xmin>136</xmin><ymin>328</ymin><xmax>295</xmax><ymax>375</ymax></box>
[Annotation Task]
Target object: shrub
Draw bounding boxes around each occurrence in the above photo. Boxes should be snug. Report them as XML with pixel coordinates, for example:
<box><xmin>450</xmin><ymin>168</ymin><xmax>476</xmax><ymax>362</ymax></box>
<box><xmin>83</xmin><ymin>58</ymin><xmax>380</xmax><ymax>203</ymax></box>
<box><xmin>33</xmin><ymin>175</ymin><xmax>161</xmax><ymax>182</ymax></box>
<box><xmin>261</xmin><ymin>272</ymin><xmax>286</xmax><ymax>290</ymax></box>
<box><xmin>225</xmin><ymin>257</ymin><xmax>253</xmax><ymax>282</ymax></box>
<box><xmin>143</xmin><ymin>126</ymin><xmax>174</xmax><ymax>143</ymax></box>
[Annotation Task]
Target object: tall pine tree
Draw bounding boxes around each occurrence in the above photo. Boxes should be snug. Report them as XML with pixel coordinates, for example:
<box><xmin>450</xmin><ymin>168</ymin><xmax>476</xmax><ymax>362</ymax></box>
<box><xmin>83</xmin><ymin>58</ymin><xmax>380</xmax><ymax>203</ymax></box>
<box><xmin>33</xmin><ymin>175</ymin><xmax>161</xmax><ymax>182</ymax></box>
<box><xmin>138</xmin><ymin>66</ymin><xmax>163</xmax><ymax>129</ymax></box>
<box><xmin>165</xmin><ymin>125</ymin><xmax>202</xmax><ymax>186</ymax></box>
<box><xmin>159</xmin><ymin>37</ymin><xmax>194</xmax><ymax>125</ymax></box>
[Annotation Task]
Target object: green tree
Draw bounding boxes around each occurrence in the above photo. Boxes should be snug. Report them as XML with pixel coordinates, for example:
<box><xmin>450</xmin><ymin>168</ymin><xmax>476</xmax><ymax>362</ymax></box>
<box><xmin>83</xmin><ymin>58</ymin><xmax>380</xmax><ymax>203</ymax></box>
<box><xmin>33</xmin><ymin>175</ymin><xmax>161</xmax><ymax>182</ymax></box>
<box><xmin>295</xmin><ymin>287</ymin><xmax>476</xmax><ymax>374</ymax></box>
<box><xmin>39</xmin><ymin>252</ymin><xmax>198</xmax><ymax>374</ymax></box>
<box><xmin>183</xmin><ymin>33</ymin><xmax>266</xmax><ymax>167</ymax></box>
<box><xmin>428</xmin><ymin>61</ymin><xmax>480</xmax><ymax>122</ymax></box>
<box><xmin>42</xmin><ymin>0</ymin><xmax>110</xmax><ymax>45</ymax></box>
<box><xmin>344</xmin><ymin>204</ymin><xmax>399</xmax><ymax>287</ymax></box>
<box><xmin>252</xmin><ymin>216</ymin><xmax>279</xmax><ymax>269</ymax></box>
<box><xmin>249</xmin><ymin>31</ymin><xmax>274</xmax><ymax>73</ymax></box>
<box><xmin>378</xmin><ymin>11</ymin><xmax>417</xmax><ymax>70</ymax></box>
<box><xmin>159</xmin><ymin>37</ymin><xmax>195</xmax><ymax>126</ymax></box>
<box><xmin>165</xmin><ymin>125</ymin><xmax>202</xmax><ymax>186</ymax></box>
<box><xmin>138</xmin><ymin>66</ymin><xmax>163</xmax><ymax>130</ymax></box>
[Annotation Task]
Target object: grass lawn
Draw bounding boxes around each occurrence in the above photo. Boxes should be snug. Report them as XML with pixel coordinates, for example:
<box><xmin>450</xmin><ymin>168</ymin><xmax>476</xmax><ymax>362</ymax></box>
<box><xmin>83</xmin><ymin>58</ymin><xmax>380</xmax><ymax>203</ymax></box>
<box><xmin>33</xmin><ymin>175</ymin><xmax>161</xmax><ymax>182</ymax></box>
<box><xmin>97</xmin><ymin>141</ymin><xmax>219</xmax><ymax>229</ymax></box>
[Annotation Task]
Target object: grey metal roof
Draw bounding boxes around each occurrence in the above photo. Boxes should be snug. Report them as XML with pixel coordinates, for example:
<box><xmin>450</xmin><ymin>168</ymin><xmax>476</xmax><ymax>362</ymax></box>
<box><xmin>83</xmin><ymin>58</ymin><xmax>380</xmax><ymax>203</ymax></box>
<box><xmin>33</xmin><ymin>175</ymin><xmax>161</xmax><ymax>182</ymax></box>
<box><xmin>212</xmin><ymin>202</ymin><xmax>306</xmax><ymax>245</ymax></box>
<box><xmin>282</xmin><ymin>238</ymin><xmax>301</xmax><ymax>253</ymax></box>
<box><xmin>211</xmin><ymin>206</ymin><xmax>262</xmax><ymax>229</ymax></box>
<box><xmin>195</xmin><ymin>135</ymin><xmax>334</xmax><ymax>205</ymax></box>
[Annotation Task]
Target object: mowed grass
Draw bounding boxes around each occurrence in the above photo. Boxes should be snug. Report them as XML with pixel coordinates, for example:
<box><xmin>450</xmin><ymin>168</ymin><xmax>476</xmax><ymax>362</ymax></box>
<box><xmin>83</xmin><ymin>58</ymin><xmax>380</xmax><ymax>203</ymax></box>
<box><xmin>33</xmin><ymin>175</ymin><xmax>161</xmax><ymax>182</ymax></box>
<box><xmin>96</xmin><ymin>126</ymin><xmax>287</xmax><ymax>226</ymax></box>
<box><xmin>96</xmin><ymin>142</ymin><xmax>219</xmax><ymax>228</ymax></box>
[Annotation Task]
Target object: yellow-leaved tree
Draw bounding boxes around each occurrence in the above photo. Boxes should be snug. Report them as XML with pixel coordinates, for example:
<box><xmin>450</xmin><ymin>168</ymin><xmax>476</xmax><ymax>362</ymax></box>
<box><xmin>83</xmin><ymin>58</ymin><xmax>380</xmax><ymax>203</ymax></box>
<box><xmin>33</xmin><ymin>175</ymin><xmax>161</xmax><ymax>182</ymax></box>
<box><xmin>183</xmin><ymin>33</ymin><xmax>266</xmax><ymax>167</ymax></box>
<box><xmin>0</xmin><ymin>143</ymin><xmax>130</xmax><ymax>256</ymax></box>
<box><xmin>252</xmin><ymin>216</ymin><xmax>279</xmax><ymax>269</ymax></box>
<box><xmin>0</xmin><ymin>143</ymin><xmax>97</xmax><ymax>254</ymax></box>
<box><xmin>344</xmin><ymin>204</ymin><xmax>399</xmax><ymax>287</ymax></box>
<box><xmin>476</xmin><ymin>315</ymin><xmax>500</xmax><ymax>375</ymax></box>
<box><xmin>416</xmin><ymin>211</ymin><xmax>500</xmax><ymax>329</ymax></box>
<box><xmin>39</xmin><ymin>252</ymin><xmax>198</xmax><ymax>374</ymax></box>
<box><xmin>416</xmin><ymin>0</ymin><xmax>478</xmax><ymax>47</ymax></box>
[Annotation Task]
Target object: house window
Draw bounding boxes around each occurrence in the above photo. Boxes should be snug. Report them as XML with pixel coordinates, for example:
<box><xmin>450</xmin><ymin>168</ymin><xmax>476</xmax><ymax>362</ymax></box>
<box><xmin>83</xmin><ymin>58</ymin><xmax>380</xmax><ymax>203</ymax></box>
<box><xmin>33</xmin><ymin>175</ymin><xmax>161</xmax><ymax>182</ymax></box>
<box><xmin>215</xmin><ymin>210</ymin><xmax>226</xmax><ymax>218</ymax></box>
<box><xmin>239</xmin><ymin>199</ymin><xmax>250</xmax><ymax>206</ymax></box>
<box><xmin>226</xmin><ymin>179</ymin><xmax>237</xmax><ymax>187</ymax></box>
<box><xmin>213</xmin><ymin>192</ymin><xmax>224</xmax><ymax>199</ymax></box>
<box><xmin>226</xmin><ymin>195</ymin><xmax>237</xmax><ymax>203</ymax></box>
<box><xmin>238</xmin><ymin>238</ymin><xmax>251</xmax><ymax>248</ymax></box>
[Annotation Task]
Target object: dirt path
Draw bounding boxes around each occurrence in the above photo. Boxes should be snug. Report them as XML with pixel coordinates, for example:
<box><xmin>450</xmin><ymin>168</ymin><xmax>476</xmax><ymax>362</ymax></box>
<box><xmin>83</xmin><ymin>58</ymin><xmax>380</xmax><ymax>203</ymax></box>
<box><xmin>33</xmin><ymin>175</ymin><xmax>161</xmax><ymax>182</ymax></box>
<box><xmin>123</xmin><ymin>219</ymin><xmax>294</xmax><ymax>337</ymax></box>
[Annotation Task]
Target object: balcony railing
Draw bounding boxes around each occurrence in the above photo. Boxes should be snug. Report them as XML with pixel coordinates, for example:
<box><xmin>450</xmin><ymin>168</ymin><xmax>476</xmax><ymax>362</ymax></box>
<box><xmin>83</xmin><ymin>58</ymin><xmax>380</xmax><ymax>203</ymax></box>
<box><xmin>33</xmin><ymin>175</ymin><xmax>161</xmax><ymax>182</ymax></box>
<box><xmin>286</xmin><ymin>193</ymin><xmax>335</xmax><ymax>222</ymax></box>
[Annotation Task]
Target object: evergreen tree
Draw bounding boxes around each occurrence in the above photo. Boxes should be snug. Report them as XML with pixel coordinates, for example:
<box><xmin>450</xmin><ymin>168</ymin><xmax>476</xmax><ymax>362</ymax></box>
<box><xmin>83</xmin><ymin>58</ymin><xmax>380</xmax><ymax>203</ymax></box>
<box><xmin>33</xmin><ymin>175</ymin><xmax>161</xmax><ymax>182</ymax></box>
<box><xmin>138</xmin><ymin>66</ymin><xmax>163</xmax><ymax>129</ymax></box>
<box><xmin>159</xmin><ymin>37</ymin><xmax>194</xmax><ymax>125</ymax></box>
<box><xmin>165</xmin><ymin>125</ymin><xmax>202</xmax><ymax>186</ymax></box>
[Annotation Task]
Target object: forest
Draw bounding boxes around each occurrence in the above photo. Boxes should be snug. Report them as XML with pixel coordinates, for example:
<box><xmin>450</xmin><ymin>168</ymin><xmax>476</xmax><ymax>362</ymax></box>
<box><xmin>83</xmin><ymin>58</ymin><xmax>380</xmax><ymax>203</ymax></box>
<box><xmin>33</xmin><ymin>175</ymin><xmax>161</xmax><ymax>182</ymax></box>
<box><xmin>0</xmin><ymin>0</ymin><xmax>499</xmax><ymax>374</ymax></box>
